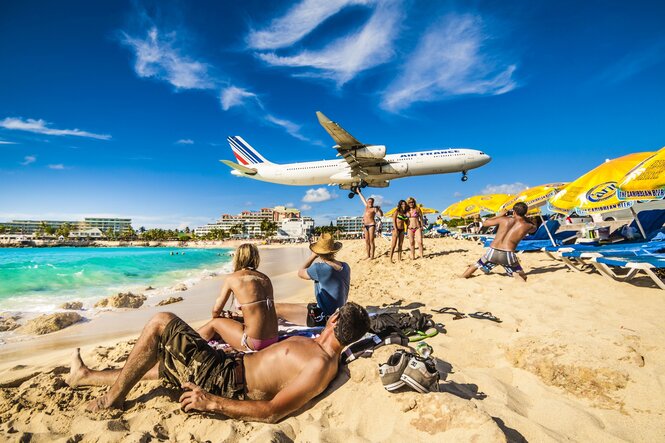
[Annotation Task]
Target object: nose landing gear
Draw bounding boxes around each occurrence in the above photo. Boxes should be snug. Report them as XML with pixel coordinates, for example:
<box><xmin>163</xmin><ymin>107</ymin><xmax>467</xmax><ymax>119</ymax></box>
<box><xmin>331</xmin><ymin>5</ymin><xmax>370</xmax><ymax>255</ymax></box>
<box><xmin>461</xmin><ymin>171</ymin><xmax>468</xmax><ymax>182</ymax></box>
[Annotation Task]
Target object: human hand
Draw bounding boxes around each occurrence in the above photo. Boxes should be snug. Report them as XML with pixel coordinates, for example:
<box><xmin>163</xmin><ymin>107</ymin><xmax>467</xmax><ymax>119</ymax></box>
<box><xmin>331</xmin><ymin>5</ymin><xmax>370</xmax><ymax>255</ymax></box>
<box><xmin>180</xmin><ymin>382</ymin><xmax>214</xmax><ymax>412</ymax></box>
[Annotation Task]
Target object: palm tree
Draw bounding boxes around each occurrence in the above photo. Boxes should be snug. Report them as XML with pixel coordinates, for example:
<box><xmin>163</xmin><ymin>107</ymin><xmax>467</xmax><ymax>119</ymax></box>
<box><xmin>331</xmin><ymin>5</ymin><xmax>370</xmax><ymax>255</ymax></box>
<box><xmin>260</xmin><ymin>219</ymin><xmax>278</xmax><ymax>238</ymax></box>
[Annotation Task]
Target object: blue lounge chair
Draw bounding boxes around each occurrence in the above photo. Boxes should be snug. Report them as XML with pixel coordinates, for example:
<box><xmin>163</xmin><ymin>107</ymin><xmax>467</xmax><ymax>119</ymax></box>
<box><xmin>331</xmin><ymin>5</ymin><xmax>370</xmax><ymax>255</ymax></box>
<box><xmin>482</xmin><ymin>219</ymin><xmax>577</xmax><ymax>252</ymax></box>
<box><xmin>590</xmin><ymin>255</ymin><xmax>665</xmax><ymax>290</ymax></box>
<box><xmin>545</xmin><ymin>209</ymin><xmax>665</xmax><ymax>261</ymax></box>
<box><xmin>558</xmin><ymin>241</ymin><xmax>664</xmax><ymax>272</ymax></box>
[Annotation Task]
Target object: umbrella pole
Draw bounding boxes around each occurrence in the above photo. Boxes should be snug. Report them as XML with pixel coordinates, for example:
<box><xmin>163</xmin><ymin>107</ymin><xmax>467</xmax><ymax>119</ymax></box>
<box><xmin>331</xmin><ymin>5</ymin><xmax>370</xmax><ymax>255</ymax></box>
<box><xmin>630</xmin><ymin>207</ymin><xmax>647</xmax><ymax>239</ymax></box>
<box><xmin>539</xmin><ymin>214</ymin><xmax>556</xmax><ymax>247</ymax></box>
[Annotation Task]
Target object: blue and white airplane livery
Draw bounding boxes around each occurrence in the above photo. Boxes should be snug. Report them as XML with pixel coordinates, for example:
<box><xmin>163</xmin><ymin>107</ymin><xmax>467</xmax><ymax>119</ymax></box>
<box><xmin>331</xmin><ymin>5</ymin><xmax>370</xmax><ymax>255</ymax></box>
<box><xmin>221</xmin><ymin>111</ymin><xmax>491</xmax><ymax>198</ymax></box>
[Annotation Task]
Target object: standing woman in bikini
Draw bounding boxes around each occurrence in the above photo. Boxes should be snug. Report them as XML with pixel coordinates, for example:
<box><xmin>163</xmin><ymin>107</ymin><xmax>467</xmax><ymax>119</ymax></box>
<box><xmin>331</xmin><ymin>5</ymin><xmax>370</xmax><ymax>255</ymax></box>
<box><xmin>197</xmin><ymin>243</ymin><xmax>278</xmax><ymax>352</ymax></box>
<box><xmin>390</xmin><ymin>200</ymin><xmax>408</xmax><ymax>263</ymax></box>
<box><xmin>406</xmin><ymin>197</ymin><xmax>425</xmax><ymax>260</ymax></box>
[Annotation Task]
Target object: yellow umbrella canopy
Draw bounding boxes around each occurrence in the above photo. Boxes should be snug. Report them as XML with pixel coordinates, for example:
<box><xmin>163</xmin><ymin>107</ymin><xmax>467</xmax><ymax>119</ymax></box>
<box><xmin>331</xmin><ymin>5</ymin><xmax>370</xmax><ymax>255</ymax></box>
<box><xmin>617</xmin><ymin>146</ymin><xmax>665</xmax><ymax>201</ymax></box>
<box><xmin>385</xmin><ymin>203</ymin><xmax>439</xmax><ymax>216</ymax></box>
<box><xmin>501</xmin><ymin>183</ymin><xmax>568</xmax><ymax>210</ymax></box>
<box><xmin>548</xmin><ymin>152</ymin><xmax>653</xmax><ymax>215</ymax></box>
<box><xmin>442</xmin><ymin>194</ymin><xmax>513</xmax><ymax>218</ymax></box>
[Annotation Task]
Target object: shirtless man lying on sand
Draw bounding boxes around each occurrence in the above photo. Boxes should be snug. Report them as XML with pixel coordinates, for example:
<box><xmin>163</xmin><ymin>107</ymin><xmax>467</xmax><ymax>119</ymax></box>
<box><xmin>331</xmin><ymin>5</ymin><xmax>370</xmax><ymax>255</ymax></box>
<box><xmin>462</xmin><ymin>202</ymin><xmax>536</xmax><ymax>282</ymax></box>
<box><xmin>66</xmin><ymin>302</ymin><xmax>369</xmax><ymax>423</ymax></box>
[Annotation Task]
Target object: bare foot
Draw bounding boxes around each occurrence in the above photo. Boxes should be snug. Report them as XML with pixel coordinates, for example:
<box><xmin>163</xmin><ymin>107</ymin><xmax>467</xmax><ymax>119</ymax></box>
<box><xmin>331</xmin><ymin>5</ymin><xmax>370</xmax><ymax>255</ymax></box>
<box><xmin>86</xmin><ymin>394</ymin><xmax>122</xmax><ymax>412</ymax></box>
<box><xmin>66</xmin><ymin>348</ymin><xmax>88</xmax><ymax>388</ymax></box>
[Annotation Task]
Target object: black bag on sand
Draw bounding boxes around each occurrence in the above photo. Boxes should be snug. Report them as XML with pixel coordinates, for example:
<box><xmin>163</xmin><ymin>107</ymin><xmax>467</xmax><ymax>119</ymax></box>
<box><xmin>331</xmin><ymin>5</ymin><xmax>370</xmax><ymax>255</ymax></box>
<box><xmin>370</xmin><ymin>310</ymin><xmax>436</xmax><ymax>336</ymax></box>
<box><xmin>306</xmin><ymin>302</ymin><xmax>328</xmax><ymax>327</ymax></box>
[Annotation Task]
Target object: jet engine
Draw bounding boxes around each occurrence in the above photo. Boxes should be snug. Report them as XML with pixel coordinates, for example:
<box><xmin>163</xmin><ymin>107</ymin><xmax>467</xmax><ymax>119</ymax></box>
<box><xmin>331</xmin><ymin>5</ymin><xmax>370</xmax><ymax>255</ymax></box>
<box><xmin>365</xmin><ymin>162</ymin><xmax>407</xmax><ymax>175</ymax></box>
<box><xmin>353</xmin><ymin>145</ymin><xmax>386</xmax><ymax>159</ymax></box>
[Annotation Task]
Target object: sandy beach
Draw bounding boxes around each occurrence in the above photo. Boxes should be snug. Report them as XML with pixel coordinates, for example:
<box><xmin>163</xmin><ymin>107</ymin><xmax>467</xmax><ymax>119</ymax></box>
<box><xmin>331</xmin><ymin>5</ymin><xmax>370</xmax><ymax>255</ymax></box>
<box><xmin>1</xmin><ymin>239</ymin><xmax>663</xmax><ymax>442</ymax></box>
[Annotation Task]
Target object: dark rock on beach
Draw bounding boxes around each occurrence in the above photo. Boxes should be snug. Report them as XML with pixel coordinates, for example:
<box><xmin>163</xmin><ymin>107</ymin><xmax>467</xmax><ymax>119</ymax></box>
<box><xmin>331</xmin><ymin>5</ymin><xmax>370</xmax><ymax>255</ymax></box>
<box><xmin>0</xmin><ymin>314</ymin><xmax>21</xmax><ymax>332</ymax></box>
<box><xmin>19</xmin><ymin>312</ymin><xmax>82</xmax><ymax>335</ymax></box>
<box><xmin>157</xmin><ymin>296</ymin><xmax>184</xmax><ymax>306</ymax></box>
<box><xmin>59</xmin><ymin>301</ymin><xmax>83</xmax><ymax>310</ymax></box>
<box><xmin>95</xmin><ymin>292</ymin><xmax>146</xmax><ymax>309</ymax></box>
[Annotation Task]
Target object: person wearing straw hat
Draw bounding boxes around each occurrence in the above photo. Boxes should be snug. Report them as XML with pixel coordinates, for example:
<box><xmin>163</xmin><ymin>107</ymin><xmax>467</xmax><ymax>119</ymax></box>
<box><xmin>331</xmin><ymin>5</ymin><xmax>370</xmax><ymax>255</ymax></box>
<box><xmin>462</xmin><ymin>202</ymin><xmax>536</xmax><ymax>282</ymax></box>
<box><xmin>275</xmin><ymin>233</ymin><xmax>351</xmax><ymax>326</ymax></box>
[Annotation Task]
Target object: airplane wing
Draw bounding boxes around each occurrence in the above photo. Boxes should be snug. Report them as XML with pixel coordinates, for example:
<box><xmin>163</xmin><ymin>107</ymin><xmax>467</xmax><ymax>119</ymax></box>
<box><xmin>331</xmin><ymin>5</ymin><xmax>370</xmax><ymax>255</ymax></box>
<box><xmin>316</xmin><ymin>111</ymin><xmax>384</xmax><ymax>178</ymax></box>
<box><xmin>219</xmin><ymin>160</ymin><xmax>257</xmax><ymax>175</ymax></box>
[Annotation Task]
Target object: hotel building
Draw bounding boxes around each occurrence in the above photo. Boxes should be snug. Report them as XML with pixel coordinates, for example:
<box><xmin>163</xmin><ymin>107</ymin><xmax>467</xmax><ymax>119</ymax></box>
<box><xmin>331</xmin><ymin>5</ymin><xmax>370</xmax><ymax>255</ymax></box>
<box><xmin>194</xmin><ymin>206</ymin><xmax>313</xmax><ymax>238</ymax></box>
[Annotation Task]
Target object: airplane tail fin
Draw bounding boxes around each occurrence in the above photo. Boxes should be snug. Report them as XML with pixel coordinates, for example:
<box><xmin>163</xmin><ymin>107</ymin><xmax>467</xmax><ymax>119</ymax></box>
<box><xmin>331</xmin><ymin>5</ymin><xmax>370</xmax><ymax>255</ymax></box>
<box><xmin>227</xmin><ymin>136</ymin><xmax>272</xmax><ymax>165</ymax></box>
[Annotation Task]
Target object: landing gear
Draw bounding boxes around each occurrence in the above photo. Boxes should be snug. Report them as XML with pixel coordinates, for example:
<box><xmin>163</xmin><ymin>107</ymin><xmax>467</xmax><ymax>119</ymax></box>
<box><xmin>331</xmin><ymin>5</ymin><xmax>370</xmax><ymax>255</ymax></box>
<box><xmin>348</xmin><ymin>185</ymin><xmax>359</xmax><ymax>199</ymax></box>
<box><xmin>348</xmin><ymin>181</ymin><xmax>367</xmax><ymax>198</ymax></box>
<box><xmin>461</xmin><ymin>171</ymin><xmax>468</xmax><ymax>182</ymax></box>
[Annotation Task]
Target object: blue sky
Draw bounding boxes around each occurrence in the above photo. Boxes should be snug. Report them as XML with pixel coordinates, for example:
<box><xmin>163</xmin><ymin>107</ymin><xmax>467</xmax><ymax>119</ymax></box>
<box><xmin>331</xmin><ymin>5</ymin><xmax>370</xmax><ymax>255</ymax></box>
<box><xmin>1</xmin><ymin>0</ymin><xmax>664</xmax><ymax>228</ymax></box>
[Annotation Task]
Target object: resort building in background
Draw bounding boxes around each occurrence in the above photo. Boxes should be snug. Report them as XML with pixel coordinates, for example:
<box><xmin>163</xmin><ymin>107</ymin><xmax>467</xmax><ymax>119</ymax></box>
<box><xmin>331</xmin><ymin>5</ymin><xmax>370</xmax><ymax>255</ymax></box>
<box><xmin>0</xmin><ymin>217</ymin><xmax>132</xmax><ymax>235</ymax></box>
<box><xmin>336</xmin><ymin>216</ymin><xmax>394</xmax><ymax>237</ymax></box>
<box><xmin>194</xmin><ymin>206</ymin><xmax>314</xmax><ymax>239</ymax></box>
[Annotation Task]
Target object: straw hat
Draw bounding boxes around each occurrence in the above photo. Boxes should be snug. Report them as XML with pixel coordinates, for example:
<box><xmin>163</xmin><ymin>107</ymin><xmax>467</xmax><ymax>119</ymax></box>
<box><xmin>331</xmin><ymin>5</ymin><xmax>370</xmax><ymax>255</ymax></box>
<box><xmin>310</xmin><ymin>233</ymin><xmax>342</xmax><ymax>255</ymax></box>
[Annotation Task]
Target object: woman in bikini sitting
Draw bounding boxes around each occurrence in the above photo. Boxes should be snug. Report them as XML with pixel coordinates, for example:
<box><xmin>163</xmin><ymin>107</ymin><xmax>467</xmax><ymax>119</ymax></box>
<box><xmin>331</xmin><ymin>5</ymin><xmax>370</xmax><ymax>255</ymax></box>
<box><xmin>390</xmin><ymin>200</ymin><xmax>408</xmax><ymax>263</ymax></box>
<box><xmin>197</xmin><ymin>243</ymin><xmax>278</xmax><ymax>352</ymax></box>
<box><xmin>406</xmin><ymin>197</ymin><xmax>425</xmax><ymax>260</ymax></box>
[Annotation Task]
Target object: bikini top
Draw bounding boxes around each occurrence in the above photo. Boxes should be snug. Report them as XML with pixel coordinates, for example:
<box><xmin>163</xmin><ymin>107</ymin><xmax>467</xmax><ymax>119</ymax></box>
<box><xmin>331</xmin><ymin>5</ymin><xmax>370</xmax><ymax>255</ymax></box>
<box><xmin>396</xmin><ymin>214</ymin><xmax>409</xmax><ymax>221</ymax></box>
<box><xmin>236</xmin><ymin>297</ymin><xmax>274</xmax><ymax>311</ymax></box>
<box><xmin>409</xmin><ymin>209</ymin><xmax>420</xmax><ymax>218</ymax></box>
<box><xmin>233</xmin><ymin>268</ymin><xmax>274</xmax><ymax>310</ymax></box>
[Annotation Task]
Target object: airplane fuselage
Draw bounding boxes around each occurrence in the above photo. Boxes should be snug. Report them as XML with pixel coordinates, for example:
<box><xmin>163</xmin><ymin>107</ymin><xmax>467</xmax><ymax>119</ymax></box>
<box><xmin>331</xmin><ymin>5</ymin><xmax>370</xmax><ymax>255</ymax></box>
<box><xmin>230</xmin><ymin>148</ymin><xmax>491</xmax><ymax>187</ymax></box>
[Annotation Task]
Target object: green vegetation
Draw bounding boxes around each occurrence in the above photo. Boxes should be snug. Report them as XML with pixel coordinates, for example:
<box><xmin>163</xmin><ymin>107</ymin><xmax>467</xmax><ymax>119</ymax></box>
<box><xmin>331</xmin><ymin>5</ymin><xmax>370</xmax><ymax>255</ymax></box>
<box><xmin>260</xmin><ymin>219</ymin><xmax>278</xmax><ymax>238</ymax></box>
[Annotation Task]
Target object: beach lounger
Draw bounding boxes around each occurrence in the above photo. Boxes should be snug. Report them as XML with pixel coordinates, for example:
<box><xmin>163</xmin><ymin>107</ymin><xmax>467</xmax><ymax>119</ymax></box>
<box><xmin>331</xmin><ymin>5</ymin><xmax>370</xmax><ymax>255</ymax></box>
<box><xmin>558</xmin><ymin>242</ymin><xmax>664</xmax><ymax>272</ymax></box>
<box><xmin>481</xmin><ymin>220</ymin><xmax>578</xmax><ymax>252</ymax></box>
<box><xmin>544</xmin><ymin>209</ymin><xmax>665</xmax><ymax>261</ymax></box>
<box><xmin>589</xmin><ymin>255</ymin><xmax>665</xmax><ymax>290</ymax></box>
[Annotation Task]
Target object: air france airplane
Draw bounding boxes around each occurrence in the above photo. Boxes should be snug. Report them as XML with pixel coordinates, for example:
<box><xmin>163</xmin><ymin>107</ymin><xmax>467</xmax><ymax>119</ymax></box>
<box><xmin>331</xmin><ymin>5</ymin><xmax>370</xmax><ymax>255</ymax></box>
<box><xmin>221</xmin><ymin>111</ymin><xmax>491</xmax><ymax>198</ymax></box>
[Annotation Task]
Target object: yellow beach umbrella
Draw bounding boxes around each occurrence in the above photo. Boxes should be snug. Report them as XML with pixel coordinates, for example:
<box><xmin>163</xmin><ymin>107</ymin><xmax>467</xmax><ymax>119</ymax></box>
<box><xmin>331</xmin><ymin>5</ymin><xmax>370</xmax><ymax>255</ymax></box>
<box><xmin>385</xmin><ymin>203</ymin><xmax>439</xmax><ymax>216</ymax></box>
<box><xmin>500</xmin><ymin>183</ymin><xmax>567</xmax><ymax>246</ymax></box>
<box><xmin>549</xmin><ymin>152</ymin><xmax>654</xmax><ymax>238</ymax></box>
<box><xmin>501</xmin><ymin>183</ymin><xmax>568</xmax><ymax>211</ymax></box>
<box><xmin>617</xmin><ymin>146</ymin><xmax>665</xmax><ymax>201</ymax></box>
<box><xmin>442</xmin><ymin>194</ymin><xmax>513</xmax><ymax>218</ymax></box>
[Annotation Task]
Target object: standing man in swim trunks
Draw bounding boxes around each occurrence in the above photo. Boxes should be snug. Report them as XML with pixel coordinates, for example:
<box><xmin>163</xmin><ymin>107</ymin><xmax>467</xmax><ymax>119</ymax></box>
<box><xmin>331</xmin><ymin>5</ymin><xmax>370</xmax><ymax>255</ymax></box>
<box><xmin>197</xmin><ymin>243</ymin><xmax>278</xmax><ymax>352</ymax></box>
<box><xmin>66</xmin><ymin>302</ymin><xmax>370</xmax><ymax>422</ymax></box>
<box><xmin>275</xmin><ymin>233</ymin><xmax>350</xmax><ymax>326</ymax></box>
<box><xmin>357</xmin><ymin>189</ymin><xmax>383</xmax><ymax>260</ymax></box>
<box><xmin>462</xmin><ymin>202</ymin><xmax>536</xmax><ymax>282</ymax></box>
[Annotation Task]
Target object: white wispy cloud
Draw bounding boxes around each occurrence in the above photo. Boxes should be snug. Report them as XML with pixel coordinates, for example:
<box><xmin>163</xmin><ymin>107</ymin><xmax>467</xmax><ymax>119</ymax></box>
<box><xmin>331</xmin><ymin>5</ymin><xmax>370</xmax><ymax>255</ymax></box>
<box><xmin>121</xmin><ymin>27</ymin><xmax>214</xmax><ymax>90</ymax></box>
<box><xmin>597</xmin><ymin>42</ymin><xmax>665</xmax><ymax>85</ymax></box>
<box><xmin>303</xmin><ymin>187</ymin><xmax>337</xmax><ymax>202</ymax></box>
<box><xmin>481</xmin><ymin>182</ymin><xmax>528</xmax><ymax>195</ymax></box>
<box><xmin>265</xmin><ymin>114</ymin><xmax>310</xmax><ymax>141</ymax></box>
<box><xmin>119</xmin><ymin>15</ymin><xmax>312</xmax><ymax>142</ymax></box>
<box><xmin>300</xmin><ymin>204</ymin><xmax>312</xmax><ymax>210</ymax></box>
<box><xmin>175</xmin><ymin>139</ymin><xmax>194</xmax><ymax>145</ymax></box>
<box><xmin>0</xmin><ymin>139</ymin><xmax>17</xmax><ymax>145</ymax></box>
<box><xmin>220</xmin><ymin>86</ymin><xmax>260</xmax><ymax>111</ymax></box>
<box><xmin>381</xmin><ymin>13</ymin><xmax>517</xmax><ymax>112</ymax></box>
<box><xmin>20</xmin><ymin>155</ymin><xmax>36</xmax><ymax>166</ymax></box>
<box><xmin>285</xmin><ymin>202</ymin><xmax>294</xmax><ymax>207</ymax></box>
<box><xmin>247</xmin><ymin>0</ymin><xmax>373</xmax><ymax>50</ymax></box>
<box><xmin>369</xmin><ymin>194</ymin><xmax>390</xmax><ymax>207</ymax></box>
<box><xmin>256</xmin><ymin>1</ymin><xmax>402</xmax><ymax>85</ymax></box>
<box><xmin>48</xmin><ymin>164</ymin><xmax>66</xmax><ymax>170</ymax></box>
<box><xmin>0</xmin><ymin>117</ymin><xmax>111</xmax><ymax>140</ymax></box>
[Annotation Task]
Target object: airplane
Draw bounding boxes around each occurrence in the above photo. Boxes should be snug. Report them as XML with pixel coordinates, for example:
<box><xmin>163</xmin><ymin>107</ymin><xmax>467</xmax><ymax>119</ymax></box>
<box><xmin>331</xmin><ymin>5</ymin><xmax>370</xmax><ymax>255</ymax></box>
<box><xmin>221</xmin><ymin>111</ymin><xmax>491</xmax><ymax>199</ymax></box>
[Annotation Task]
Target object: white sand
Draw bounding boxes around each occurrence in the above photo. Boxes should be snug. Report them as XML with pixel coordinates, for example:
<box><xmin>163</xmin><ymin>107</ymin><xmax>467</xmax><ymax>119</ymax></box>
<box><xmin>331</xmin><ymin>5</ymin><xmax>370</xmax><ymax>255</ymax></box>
<box><xmin>1</xmin><ymin>239</ymin><xmax>664</xmax><ymax>442</ymax></box>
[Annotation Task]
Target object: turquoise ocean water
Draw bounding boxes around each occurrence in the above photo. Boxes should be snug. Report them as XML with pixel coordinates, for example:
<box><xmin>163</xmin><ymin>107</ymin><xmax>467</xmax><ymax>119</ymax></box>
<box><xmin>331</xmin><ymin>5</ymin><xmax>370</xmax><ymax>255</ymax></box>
<box><xmin>0</xmin><ymin>247</ymin><xmax>232</xmax><ymax>313</ymax></box>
